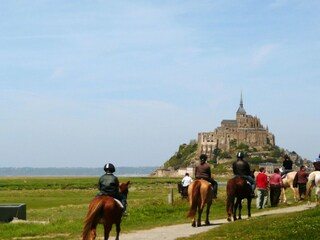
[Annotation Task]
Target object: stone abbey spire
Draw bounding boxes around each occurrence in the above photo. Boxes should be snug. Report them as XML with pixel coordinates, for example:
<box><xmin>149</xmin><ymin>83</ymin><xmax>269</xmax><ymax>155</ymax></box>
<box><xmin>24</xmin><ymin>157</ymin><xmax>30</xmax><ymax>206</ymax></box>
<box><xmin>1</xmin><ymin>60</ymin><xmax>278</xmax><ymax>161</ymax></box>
<box><xmin>236</xmin><ymin>92</ymin><xmax>246</xmax><ymax>116</ymax></box>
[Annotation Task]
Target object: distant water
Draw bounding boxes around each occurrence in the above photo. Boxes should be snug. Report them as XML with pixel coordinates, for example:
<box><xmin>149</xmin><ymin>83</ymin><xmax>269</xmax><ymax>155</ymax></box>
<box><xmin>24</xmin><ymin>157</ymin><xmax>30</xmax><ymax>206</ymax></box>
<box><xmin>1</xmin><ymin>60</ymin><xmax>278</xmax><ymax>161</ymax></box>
<box><xmin>0</xmin><ymin>167</ymin><xmax>158</xmax><ymax>177</ymax></box>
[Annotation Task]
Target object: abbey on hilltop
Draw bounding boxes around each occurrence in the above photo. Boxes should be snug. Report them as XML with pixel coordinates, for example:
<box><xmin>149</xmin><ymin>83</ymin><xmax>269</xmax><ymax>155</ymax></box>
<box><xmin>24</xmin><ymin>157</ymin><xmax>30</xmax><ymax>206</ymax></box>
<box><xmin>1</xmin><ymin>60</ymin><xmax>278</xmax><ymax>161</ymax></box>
<box><xmin>198</xmin><ymin>94</ymin><xmax>275</xmax><ymax>159</ymax></box>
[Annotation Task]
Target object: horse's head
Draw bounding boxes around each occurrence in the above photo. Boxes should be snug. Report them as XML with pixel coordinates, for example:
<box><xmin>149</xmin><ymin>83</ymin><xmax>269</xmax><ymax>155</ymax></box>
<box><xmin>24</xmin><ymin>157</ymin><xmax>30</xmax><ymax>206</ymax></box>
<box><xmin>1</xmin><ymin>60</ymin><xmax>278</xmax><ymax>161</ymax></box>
<box><xmin>120</xmin><ymin>181</ymin><xmax>130</xmax><ymax>198</ymax></box>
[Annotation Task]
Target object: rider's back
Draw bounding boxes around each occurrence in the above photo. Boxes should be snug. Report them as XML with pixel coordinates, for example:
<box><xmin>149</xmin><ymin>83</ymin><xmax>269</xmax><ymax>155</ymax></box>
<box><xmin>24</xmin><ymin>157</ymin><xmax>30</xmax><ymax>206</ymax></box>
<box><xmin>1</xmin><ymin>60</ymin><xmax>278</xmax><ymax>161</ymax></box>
<box><xmin>232</xmin><ymin>159</ymin><xmax>250</xmax><ymax>176</ymax></box>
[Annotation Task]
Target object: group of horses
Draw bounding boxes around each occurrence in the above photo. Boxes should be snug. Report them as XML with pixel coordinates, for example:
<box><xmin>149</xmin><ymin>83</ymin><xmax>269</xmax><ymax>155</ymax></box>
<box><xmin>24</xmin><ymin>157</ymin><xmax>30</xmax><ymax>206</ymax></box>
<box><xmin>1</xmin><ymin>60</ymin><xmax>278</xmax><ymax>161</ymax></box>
<box><xmin>188</xmin><ymin>170</ymin><xmax>320</xmax><ymax>227</ymax></box>
<box><xmin>81</xmin><ymin>170</ymin><xmax>320</xmax><ymax>239</ymax></box>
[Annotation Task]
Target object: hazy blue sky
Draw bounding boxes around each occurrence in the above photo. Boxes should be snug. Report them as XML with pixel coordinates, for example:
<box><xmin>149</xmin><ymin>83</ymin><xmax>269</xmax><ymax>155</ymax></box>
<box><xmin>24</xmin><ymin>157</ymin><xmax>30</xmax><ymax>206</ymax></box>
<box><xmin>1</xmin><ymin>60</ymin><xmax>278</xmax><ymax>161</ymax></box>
<box><xmin>1</xmin><ymin>1</ymin><xmax>319</xmax><ymax>168</ymax></box>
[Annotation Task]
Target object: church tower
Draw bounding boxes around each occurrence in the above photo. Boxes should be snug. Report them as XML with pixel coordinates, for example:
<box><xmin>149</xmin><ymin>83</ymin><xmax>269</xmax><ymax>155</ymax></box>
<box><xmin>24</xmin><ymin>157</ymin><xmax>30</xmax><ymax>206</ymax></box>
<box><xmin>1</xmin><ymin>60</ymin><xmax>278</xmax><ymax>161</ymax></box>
<box><xmin>236</xmin><ymin>92</ymin><xmax>246</xmax><ymax>118</ymax></box>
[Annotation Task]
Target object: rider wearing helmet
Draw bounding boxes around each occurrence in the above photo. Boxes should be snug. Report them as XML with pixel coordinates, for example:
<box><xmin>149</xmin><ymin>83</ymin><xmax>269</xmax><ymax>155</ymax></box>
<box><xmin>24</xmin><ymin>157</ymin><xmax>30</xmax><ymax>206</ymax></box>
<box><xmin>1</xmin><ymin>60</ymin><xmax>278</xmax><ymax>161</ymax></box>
<box><xmin>97</xmin><ymin>163</ymin><xmax>128</xmax><ymax>216</ymax></box>
<box><xmin>281</xmin><ymin>154</ymin><xmax>293</xmax><ymax>176</ymax></box>
<box><xmin>195</xmin><ymin>154</ymin><xmax>218</xmax><ymax>199</ymax></box>
<box><xmin>232</xmin><ymin>151</ymin><xmax>256</xmax><ymax>198</ymax></box>
<box><xmin>313</xmin><ymin>154</ymin><xmax>320</xmax><ymax>171</ymax></box>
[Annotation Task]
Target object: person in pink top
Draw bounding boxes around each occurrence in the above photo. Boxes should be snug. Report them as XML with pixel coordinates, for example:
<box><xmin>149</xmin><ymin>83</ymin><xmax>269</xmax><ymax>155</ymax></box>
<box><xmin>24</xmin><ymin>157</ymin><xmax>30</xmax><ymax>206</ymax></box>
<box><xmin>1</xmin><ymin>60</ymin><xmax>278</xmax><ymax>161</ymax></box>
<box><xmin>256</xmin><ymin>167</ymin><xmax>269</xmax><ymax>209</ymax></box>
<box><xmin>269</xmin><ymin>168</ymin><xmax>283</xmax><ymax>207</ymax></box>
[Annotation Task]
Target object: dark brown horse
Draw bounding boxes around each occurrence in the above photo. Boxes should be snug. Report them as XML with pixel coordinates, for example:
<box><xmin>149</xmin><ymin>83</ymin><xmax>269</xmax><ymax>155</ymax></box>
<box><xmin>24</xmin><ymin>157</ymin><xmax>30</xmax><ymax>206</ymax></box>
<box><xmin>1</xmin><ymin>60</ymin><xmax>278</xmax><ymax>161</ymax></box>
<box><xmin>226</xmin><ymin>171</ymin><xmax>254</xmax><ymax>222</ymax></box>
<box><xmin>82</xmin><ymin>181</ymin><xmax>130</xmax><ymax>240</ymax></box>
<box><xmin>187</xmin><ymin>179</ymin><xmax>213</xmax><ymax>227</ymax></box>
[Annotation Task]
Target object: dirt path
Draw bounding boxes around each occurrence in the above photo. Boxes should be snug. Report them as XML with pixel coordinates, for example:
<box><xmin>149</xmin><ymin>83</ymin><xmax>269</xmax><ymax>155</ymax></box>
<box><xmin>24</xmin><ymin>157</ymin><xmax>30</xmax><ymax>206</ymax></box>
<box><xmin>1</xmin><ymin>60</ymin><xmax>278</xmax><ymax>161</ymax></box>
<box><xmin>118</xmin><ymin>203</ymin><xmax>316</xmax><ymax>240</ymax></box>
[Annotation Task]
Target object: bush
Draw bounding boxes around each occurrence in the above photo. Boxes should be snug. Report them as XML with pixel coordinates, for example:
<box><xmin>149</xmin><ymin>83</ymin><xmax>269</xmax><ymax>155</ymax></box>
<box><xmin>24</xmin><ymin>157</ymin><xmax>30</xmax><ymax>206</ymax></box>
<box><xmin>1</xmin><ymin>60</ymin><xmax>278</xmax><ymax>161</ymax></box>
<box><xmin>248</xmin><ymin>156</ymin><xmax>263</xmax><ymax>164</ymax></box>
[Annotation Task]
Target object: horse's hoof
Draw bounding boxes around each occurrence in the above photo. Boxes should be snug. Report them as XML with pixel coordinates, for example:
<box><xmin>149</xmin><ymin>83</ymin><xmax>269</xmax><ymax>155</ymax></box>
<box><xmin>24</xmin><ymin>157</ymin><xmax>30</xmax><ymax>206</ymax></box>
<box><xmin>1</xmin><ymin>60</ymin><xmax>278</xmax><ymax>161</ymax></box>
<box><xmin>192</xmin><ymin>222</ymin><xmax>196</xmax><ymax>227</ymax></box>
<box><xmin>227</xmin><ymin>217</ymin><xmax>231</xmax><ymax>222</ymax></box>
<box><xmin>205</xmin><ymin>221</ymin><xmax>210</xmax><ymax>225</ymax></box>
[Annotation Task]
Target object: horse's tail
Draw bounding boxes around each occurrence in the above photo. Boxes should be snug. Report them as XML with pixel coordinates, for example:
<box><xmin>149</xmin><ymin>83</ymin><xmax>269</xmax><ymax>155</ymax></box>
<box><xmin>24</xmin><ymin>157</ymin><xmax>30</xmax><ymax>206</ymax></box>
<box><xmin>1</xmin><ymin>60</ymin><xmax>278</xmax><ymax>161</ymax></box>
<box><xmin>187</xmin><ymin>180</ymin><xmax>201</xmax><ymax>218</ymax></box>
<box><xmin>226</xmin><ymin>180</ymin><xmax>235</xmax><ymax>214</ymax></box>
<box><xmin>306</xmin><ymin>172</ymin><xmax>316</xmax><ymax>201</ymax></box>
<box><xmin>82</xmin><ymin>198</ymin><xmax>105</xmax><ymax>240</ymax></box>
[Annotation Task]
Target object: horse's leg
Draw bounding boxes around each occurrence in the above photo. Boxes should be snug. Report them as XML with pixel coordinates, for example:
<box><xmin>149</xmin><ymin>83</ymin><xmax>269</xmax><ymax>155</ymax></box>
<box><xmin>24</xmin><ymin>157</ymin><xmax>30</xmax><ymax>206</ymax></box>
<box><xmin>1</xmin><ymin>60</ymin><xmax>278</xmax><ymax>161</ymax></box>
<box><xmin>281</xmin><ymin>188</ymin><xmax>287</xmax><ymax>204</ymax></box>
<box><xmin>197</xmin><ymin>205</ymin><xmax>203</xmax><ymax>227</ymax></box>
<box><xmin>290</xmin><ymin>184</ymin><xmax>298</xmax><ymax>202</ymax></box>
<box><xmin>191</xmin><ymin>217</ymin><xmax>196</xmax><ymax>227</ymax></box>
<box><xmin>103</xmin><ymin>224</ymin><xmax>112</xmax><ymax>240</ymax></box>
<box><xmin>226</xmin><ymin>195</ymin><xmax>234</xmax><ymax>222</ymax></box>
<box><xmin>115</xmin><ymin>222</ymin><xmax>121</xmax><ymax>240</ymax></box>
<box><xmin>238</xmin><ymin>198</ymin><xmax>242</xmax><ymax>220</ymax></box>
<box><xmin>247</xmin><ymin>197</ymin><xmax>252</xmax><ymax>218</ymax></box>
<box><xmin>205</xmin><ymin>201</ymin><xmax>212</xmax><ymax>225</ymax></box>
<box><xmin>233</xmin><ymin>198</ymin><xmax>239</xmax><ymax>221</ymax></box>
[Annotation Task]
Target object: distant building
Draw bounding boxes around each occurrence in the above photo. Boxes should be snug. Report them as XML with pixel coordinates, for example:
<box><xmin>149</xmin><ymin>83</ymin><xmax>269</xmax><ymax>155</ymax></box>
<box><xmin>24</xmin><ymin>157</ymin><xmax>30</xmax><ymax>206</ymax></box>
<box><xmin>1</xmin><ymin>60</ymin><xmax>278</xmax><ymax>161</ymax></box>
<box><xmin>198</xmin><ymin>94</ymin><xmax>275</xmax><ymax>160</ymax></box>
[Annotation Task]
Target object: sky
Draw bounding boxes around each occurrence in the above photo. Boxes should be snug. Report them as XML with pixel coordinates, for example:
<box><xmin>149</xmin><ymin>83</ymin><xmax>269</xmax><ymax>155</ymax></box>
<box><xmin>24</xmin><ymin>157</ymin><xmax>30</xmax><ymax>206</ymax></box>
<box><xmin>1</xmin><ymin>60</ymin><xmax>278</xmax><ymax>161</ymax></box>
<box><xmin>0</xmin><ymin>0</ymin><xmax>319</xmax><ymax>168</ymax></box>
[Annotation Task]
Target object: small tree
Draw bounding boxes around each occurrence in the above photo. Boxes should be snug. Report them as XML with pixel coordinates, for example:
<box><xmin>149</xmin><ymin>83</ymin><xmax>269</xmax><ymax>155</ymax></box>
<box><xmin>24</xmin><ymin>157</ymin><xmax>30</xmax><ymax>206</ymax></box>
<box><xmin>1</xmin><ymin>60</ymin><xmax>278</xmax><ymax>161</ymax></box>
<box><xmin>229</xmin><ymin>139</ymin><xmax>237</xmax><ymax>150</ymax></box>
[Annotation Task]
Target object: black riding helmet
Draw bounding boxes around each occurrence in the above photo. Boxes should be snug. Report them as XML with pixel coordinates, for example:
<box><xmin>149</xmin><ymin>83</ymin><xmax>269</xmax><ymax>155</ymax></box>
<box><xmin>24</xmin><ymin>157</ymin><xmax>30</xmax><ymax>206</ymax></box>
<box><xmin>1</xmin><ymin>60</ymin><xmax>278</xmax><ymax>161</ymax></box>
<box><xmin>236</xmin><ymin>151</ymin><xmax>245</xmax><ymax>160</ymax></box>
<box><xmin>104</xmin><ymin>163</ymin><xmax>116</xmax><ymax>173</ymax></box>
<box><xmin>200</xmin><ymin>154</ymin><xmax>207</xmax><ymax>161</ymax></box>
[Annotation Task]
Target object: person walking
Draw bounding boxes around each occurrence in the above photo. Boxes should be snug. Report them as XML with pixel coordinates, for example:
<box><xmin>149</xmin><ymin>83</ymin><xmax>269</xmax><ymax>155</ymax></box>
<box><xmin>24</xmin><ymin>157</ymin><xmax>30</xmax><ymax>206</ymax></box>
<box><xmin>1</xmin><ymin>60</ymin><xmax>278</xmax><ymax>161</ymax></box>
<box><xmin>269</xmin><ymin>168</ymin><xmax>283</xmax><ymax>207</ymax></box>
<box><xmin>256</xmin><ymin>167</ymin><xmax>269</xmax><ymax>209</ymax></box>
<box><xmin>294</xmin><ymin>165</ymin><xmax>309</xmax><ymax>200</ymax></box>
<box><xmin>195</xmin><ymin>154</ymin><xmax>218</xmax><ymax>198</ymax></box>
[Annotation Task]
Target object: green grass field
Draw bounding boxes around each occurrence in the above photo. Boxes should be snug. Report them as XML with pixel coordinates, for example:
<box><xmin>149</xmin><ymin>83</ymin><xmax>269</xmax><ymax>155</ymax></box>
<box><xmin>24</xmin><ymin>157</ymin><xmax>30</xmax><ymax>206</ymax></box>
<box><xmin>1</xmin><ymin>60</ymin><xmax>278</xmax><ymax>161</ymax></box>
<box><xmin>0</xmin><ymin>177</ymin><xmax>319</xmax><ymax>240</ymax></box>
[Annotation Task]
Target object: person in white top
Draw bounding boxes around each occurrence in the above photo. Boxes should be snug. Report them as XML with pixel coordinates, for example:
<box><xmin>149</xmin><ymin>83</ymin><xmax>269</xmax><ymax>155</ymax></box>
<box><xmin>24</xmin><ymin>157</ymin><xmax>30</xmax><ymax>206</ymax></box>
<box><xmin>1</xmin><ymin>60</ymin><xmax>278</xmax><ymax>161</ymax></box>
<box><xmin>180</xmin><ymin>173</ymin><xmax>193</xmax><ymax>197</ymax></box>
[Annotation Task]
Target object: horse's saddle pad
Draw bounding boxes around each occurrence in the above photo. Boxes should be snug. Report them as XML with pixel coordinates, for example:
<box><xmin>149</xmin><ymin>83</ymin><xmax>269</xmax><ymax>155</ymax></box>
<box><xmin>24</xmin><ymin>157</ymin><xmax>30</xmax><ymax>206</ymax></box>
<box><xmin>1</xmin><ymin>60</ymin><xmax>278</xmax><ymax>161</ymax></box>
<box><xmin>114</xmin><ymin>199</ymin><xmax>124</xmax><ymax>209</ymax></box>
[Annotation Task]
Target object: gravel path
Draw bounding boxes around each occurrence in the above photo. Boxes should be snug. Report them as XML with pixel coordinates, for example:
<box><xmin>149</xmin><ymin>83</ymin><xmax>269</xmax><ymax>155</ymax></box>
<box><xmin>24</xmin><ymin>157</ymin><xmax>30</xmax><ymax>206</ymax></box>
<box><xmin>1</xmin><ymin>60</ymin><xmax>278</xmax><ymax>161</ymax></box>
<box><xmin>118</xmin><ymin>203</ymin><xmax>316</xmax><ymax>240</ymax></box>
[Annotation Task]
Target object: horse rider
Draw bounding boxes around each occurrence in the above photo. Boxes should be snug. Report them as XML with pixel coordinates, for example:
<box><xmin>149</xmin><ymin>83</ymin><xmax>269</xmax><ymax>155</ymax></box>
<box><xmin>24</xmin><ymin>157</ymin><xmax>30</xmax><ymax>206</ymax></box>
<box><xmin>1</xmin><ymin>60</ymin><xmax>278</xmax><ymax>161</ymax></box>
<box><xmin>313</xmin><ymin>154</ymin><xmax>320</xmax><ymax>171</ymax></box>
<box><xmin>281</xmin><ymin>154</ymin><xmax>293</xmax><ymax>177</ymax></box>
<box><xmin>232</xmin><ymin>151</ymin><xmax>256</xmax><ymax>198</ymax></box>
<box><xmin>180</xmin><ymin>173</ymin><xmax>193</xmax><ymax>197</ymax></box>
<box><xmin>195</xmin><ymin>154</ymin><xmax>218</xmax><ymax>199</ymax></box>
<box><xmin>97</xmin><ymin>163</ymin><xmax>128</xmax><ymax>216</ymax></box>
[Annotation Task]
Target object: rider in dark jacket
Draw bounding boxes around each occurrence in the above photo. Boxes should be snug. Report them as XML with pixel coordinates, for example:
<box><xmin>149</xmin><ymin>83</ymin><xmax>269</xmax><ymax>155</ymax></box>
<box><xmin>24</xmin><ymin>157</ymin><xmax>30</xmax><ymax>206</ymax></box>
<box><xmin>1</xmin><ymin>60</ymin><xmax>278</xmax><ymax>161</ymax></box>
<box><xmin>281</xmin><ymin>154</ymin><xmax>293</xmax><ymax>176</ymax></box>
<box><xmin>195</xmin><ymin>154</ymin><xmax>218</xmax><ymax>199</ymax></box>
<box><xmin>232</xmin><ymin>151</ymin><xmax>256</xmax><ymax>197</ymax></box>
<box><xmin>97</xmin><ymin>163</ymin><xmax>128</xmax><ymax>216</ymax></box>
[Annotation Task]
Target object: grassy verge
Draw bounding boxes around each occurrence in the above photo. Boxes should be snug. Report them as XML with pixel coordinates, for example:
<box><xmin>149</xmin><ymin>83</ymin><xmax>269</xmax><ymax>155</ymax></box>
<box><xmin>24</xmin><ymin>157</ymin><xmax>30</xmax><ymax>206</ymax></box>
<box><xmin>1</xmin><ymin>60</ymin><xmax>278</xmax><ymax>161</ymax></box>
<box><xmin>177</xmin><ymin>207</ymin><xmax>320</xmax><ymax>240</ymax></box>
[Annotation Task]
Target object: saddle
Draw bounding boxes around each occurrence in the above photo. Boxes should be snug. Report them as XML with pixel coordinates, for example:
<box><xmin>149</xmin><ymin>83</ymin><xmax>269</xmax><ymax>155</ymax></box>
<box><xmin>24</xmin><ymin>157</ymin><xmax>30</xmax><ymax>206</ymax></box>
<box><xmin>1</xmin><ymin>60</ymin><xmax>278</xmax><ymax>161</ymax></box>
<box><xmin>96</xmin><ymin>193</ymin><xmax>124</xmax><ymax>208</ymax></box>
<box><xmin>234</xmin><ymin>175</ymin><xmax>250</xmax><ymax>184</ymax></box>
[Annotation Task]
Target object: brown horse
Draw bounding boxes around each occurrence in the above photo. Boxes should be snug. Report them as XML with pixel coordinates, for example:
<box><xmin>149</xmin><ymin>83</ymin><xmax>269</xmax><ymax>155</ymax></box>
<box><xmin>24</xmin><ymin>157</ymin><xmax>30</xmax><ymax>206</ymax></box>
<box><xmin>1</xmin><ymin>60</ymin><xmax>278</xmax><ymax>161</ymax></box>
<box><xmin>187</xmin><ymin>179</ymin><xmax>213</xmax><ymax>227</ymax></box>
<box><xmin>281</xmin><ymin>171</ymin><xmax>298</xmax><ymax>203</ymax></box>
<box><xmin>82</xmin><ymin>181</ymin><xmax>130</xmax><ymax>240</ymax></box>
<box><xmin>226</xmin><ymin>171</ymin><xmax>254</xmax><ymax>222</ymax></box>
